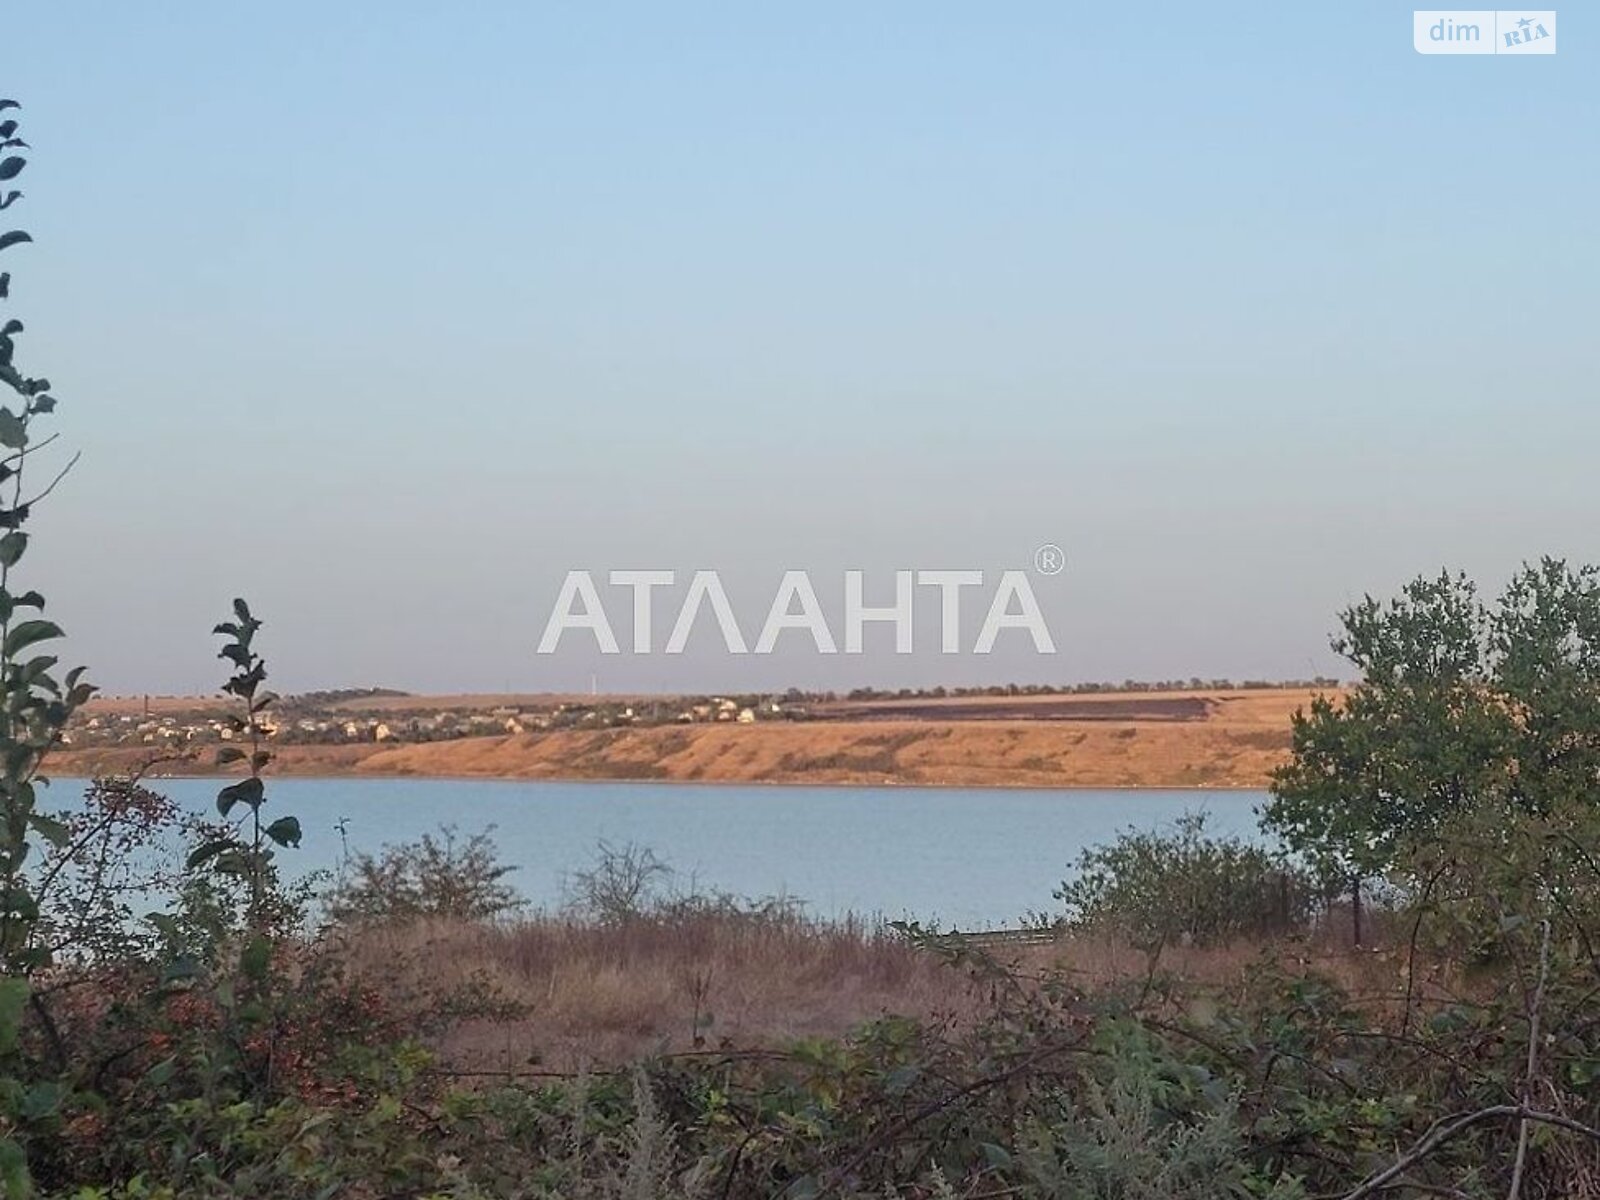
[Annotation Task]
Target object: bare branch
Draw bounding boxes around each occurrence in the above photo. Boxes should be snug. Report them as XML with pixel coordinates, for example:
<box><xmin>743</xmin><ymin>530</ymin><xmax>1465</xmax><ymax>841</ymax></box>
<box><xmin>0</xmin><ymin>429</ymin><xmax>58</xmax><ymax>466</ymax></box>
<box><xmin>20</xmin><ymin>446</ymin><xmax>79</xmax><ymax>506</ymax></box>
<box><xmin>1506</xmin><ymin>913</ymin><xmax>1553</xmax><ymax>1200</ymax></box>
<box><xmin>1340</xmin><ymin>1105</ymin><xmax>1600</xmax><ymax>1200</ymax></box>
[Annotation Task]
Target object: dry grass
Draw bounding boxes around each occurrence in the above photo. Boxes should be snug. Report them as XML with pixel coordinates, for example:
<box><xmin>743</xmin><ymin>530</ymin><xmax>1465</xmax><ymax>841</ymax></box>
<box><xmin>343</xmin><ymin>911</ymin><xmax>984</xmax><ymax>1072</ymax></box>
<box><xmin>336</xmin><ymin>904</ymin><xmax>1421</xmax><ymax>1074</ymax></box>
<box><xmin>1014</xmin><ymin>924</ymin><xmax>1412</xmax><ymax>1003</ymax></box>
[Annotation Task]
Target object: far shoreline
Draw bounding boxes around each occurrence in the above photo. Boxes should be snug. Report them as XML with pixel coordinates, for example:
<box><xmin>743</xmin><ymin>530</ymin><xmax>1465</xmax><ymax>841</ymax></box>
<box><xmin>51</xmin><ymin>688</ymin><xmax>1313</xmax><ymax>792</ymax></box>
<box><xmin>45</xmin><ymin>769</ymin><xmax>1272</xmax><ymax>795</ymax></box>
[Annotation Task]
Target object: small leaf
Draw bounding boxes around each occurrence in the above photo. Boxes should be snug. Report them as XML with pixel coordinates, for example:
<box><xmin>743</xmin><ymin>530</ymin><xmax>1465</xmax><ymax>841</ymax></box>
<box><xmin>20</xmin><ymin>1081</ymin><xmax>64</xmax><ymax>1120</ymax></box>
<box><xmin>186</xmin><ymin>838</ymin><xmax>235</xmax><ymax>868</ymax></box>
<box><xmin>265</xmin><ymin>816</ymin><xmax>301</xmax><ymax>847</ymax></box>
<box><xmin>980</xmin><ymin>1142</ymin><xmax>1013</xmax><ymax>1169</ymax></box>
<box><xmin>215</xmin><ymin>746</ymin><xmax>247</xmax><ymax>765</ymax></box>
<box><xmin>146</xmin><ymin>912</ymin><xmax>180</xmax><ymax>939</ymax></box>
<box><xmin>0</xmin><ymin>532</ymin><xmax>24</xmax><ymax>568</ymax></box>
<box><xmin>213</xmin><ymin>849</ymin><xmax>254</xmax><ymax>876</ymax></box>
<box><xmin>217</xmin><ymin>776</ymin><xmax>264</xmax><ymax>816</ymax></box>
<box><xmin>3</xmin><ymin>618</ymin><xmax>63</xmax><ymax>658</ymax></box>
<box><xmin>0</xmin><ymin>231</ymin><xmax>31</xmax><ymax>253</ymax></box>
<box><xmin>0</xmin><ymin>408</ymin><xmax>24</xmax><ymax>450</ymax></box>
<box><xmin>0</xmin><ymin>886</ymin><xmax>38</xmax><ymax>921</ymax></box>
<box><xmin>0</xmin><ymin>158</ymin><xmax>23</xmax><ymax>181</ymax></box>
<box><xmin>27</xmin><ymin>812</ymin><xmax>70</xmax><ymax>848</ymax></box>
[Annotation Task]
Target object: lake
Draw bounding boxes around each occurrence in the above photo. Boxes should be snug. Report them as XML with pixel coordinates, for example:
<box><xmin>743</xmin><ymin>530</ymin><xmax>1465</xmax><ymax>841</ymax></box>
<box><xmin>55</xmin><ymin>778</ymin><xmax>1269</xmax><ymax>929</ymax></box>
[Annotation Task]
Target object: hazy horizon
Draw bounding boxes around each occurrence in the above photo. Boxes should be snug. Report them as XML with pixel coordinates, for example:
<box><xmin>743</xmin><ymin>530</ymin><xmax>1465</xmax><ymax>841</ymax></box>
<box><xmin>5</xmin><ymin>3</ymin><xmax>1595</xmax><ymax>695</ymax></box>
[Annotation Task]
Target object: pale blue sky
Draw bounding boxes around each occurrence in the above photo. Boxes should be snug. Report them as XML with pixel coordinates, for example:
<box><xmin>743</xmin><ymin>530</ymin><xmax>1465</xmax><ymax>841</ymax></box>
<box><xmin>4</xmin><ymin>3</ymin><xmax>1596</xmax><ymax>694</ymax></box>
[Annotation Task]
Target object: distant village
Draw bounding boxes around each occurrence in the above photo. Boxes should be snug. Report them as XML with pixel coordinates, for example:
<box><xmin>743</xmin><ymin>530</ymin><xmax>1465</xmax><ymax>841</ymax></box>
<box><xmin>61</xmin><ymin>691</ymin><xmax>809</xmax><ymax>750</ymax></box>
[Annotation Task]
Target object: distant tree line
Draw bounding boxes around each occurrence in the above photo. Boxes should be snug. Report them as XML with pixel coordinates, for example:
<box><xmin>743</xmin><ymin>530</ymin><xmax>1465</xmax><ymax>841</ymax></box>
<box><xmin>835</xmin><ymin>678</ymin><xmax>1341</xmax><ymax>703</ymax></box>
<box><xmin>279</xmin><ymin>686</ymin><xmax>411</xmax><ymax>711</ymax></box>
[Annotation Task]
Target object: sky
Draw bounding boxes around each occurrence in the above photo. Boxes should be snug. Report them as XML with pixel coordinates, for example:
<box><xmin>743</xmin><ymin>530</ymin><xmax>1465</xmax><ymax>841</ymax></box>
<box><xmin>2</xmin><ymin>3</ymin><xmax>1596</xmax><ymax>696</ymax></box>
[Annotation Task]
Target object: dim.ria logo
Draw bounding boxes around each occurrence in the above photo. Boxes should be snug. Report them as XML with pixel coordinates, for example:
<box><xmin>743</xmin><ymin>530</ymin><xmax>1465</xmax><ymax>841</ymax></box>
<box><xmin>536</xmin><ymin>570</ymin><xmax>1057</xmax><ymax>656</ymax></box>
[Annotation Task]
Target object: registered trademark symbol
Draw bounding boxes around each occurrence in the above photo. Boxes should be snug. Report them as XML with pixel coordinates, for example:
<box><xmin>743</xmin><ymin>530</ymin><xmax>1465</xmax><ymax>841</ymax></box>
<box><xmin>1033</xmin><ymin>544</ymin><xmax>1066</xmax><ymax>576</ymax></box>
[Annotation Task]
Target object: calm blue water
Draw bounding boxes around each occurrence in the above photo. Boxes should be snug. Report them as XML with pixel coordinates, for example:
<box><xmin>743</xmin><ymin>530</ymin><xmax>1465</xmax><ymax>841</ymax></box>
<box><xmin>53</xmin><ymin>778</ymin><xmax>1268</xmax><ymax>929</ymax></box>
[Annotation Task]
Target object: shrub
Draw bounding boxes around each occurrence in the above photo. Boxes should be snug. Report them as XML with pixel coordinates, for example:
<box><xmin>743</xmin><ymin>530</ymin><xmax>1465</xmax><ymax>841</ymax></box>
<box><xmin>563</xmin><ymin>840</ymin><xmax>672</xmax><ymax>924</ymax></box>
<box><xmin>326</xmin><ymin>825</ymin><xmax>522</xmax><ymax>923</ymax></box>
<box><xmin>28</xmin><ymin>779</ymin><xmax>184</xmax><ymax>968</ymax></box>
<box><xmin>1055</xmin><ymin>812</ymin><xmax>1314</xmax><ymax>949</ymax></box>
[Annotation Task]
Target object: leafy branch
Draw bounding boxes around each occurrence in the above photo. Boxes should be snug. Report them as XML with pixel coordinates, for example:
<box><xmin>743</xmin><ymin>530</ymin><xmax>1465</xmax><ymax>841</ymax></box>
<box><xmin>186</xmin><ymin>599</ymin><xmax>298</xmax><ymax>936</ymax></box>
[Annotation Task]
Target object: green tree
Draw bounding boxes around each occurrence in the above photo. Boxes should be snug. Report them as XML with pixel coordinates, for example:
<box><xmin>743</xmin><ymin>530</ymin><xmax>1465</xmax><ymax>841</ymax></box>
<box><xmin>1493</xmin><ymin>557</ymin><xmax>1600</xmax><ymax>811</ymax></box>
<box><xmin>0</xmin><ymin>100</ymin><xmax>94</xmax><ymax>973</ymax></box>
<box><xmin>0</xmin><ymin>99</ymin><xmax>94</xmax><ymax>1197</ymax></box>
<box><xmin>1264</xmin><ymin>559</ymin><xmax>1600</xmax><ymax>941</ymax></box>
